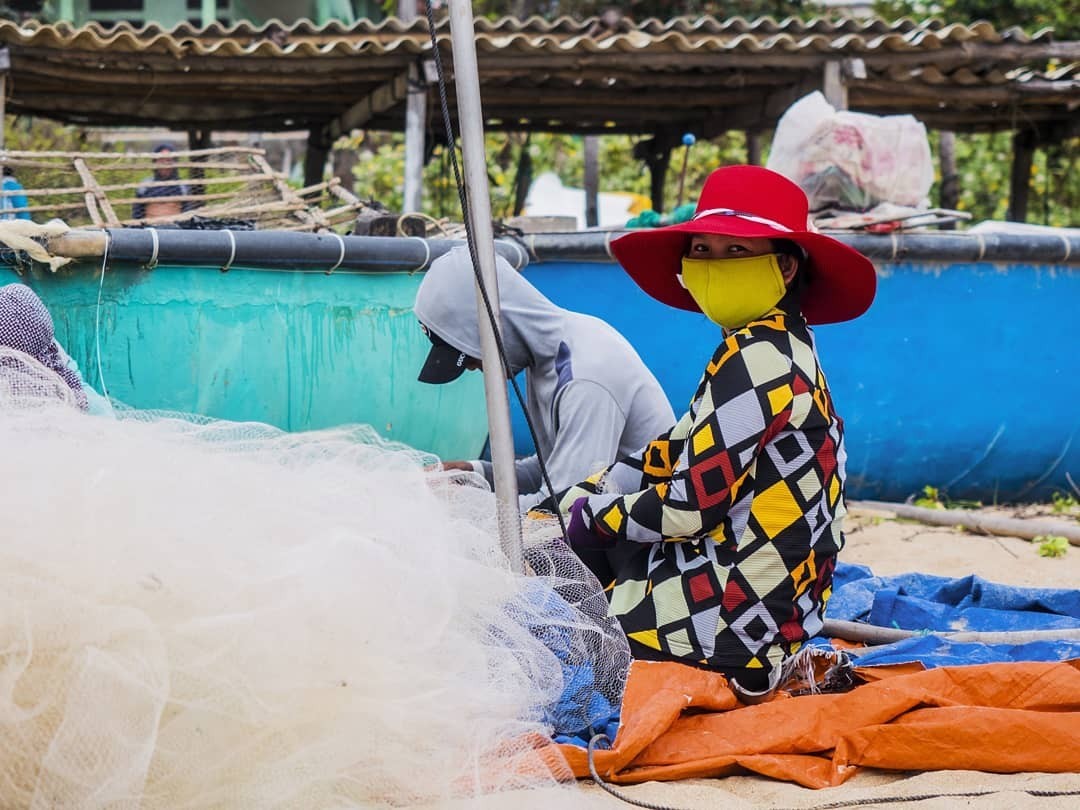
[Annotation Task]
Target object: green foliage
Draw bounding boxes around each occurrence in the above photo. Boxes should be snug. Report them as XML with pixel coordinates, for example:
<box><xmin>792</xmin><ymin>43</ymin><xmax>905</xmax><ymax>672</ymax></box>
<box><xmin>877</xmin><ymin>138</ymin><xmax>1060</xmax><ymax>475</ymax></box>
<box><xmin>347</xmin><ymin>130</ymin><xmax>750</xmax><ymax>219</ymax></box>
<box><xmin>913</xmin><ymin>485</ymin><xmax>944</xmax><ymax>509</ymax></box>
<box><xmin>462</xmin><ymin>2</ymin><xmax>822</xmax><ymax>22</ymax></box>
<box><xmin>1051</xmin><ymin>491</ymin><xmax>1080</xmax><ymax>517</ymax></box>
<box><xmin>874</xmin><ymin>1</ymin><xmax>1080</xmax><ymax>39</ymax></box>
<box><xmin>342</xmin><ymin>126</ymin><xmax>1078</xmax><ymax>226</ymax></box>
<box><xmin>911</xmin><ymin>484</ymin><xmax>982</xmax><ymax>510</ymax></box>
<box><xmin>928</xmin><ymin>131</ymin><xmax>1079</xmax><ymax>227</ymax></box>
<box><xmin>1033</xmin><ymin>535</ymin><xmax>1069</xmax><ymax>558</ymax></box>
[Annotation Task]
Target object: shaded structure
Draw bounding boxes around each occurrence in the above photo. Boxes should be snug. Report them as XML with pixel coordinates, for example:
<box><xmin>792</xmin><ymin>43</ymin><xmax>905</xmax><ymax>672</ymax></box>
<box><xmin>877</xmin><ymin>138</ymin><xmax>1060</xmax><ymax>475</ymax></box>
<box><xmin>0</xmin><ymin>15</ymin><xmax>1077</xmax><ymax>215</ymax></box>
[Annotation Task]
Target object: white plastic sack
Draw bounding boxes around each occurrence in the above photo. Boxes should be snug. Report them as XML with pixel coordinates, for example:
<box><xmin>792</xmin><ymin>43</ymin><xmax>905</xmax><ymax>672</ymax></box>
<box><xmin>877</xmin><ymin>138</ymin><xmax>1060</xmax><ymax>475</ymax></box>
<box><xmin>767</xmin><ymin>91</ymin><xmax>933</xmax><ymax>211</ymax></box>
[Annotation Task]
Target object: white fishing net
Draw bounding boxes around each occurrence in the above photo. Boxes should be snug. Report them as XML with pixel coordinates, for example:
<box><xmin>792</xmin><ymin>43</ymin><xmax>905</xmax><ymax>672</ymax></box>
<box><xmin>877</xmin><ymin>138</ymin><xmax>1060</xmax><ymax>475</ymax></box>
<box><xmin>0</xmin><ymin>348</ymin><xmax>628</xmax><ymax>809</ymax></box>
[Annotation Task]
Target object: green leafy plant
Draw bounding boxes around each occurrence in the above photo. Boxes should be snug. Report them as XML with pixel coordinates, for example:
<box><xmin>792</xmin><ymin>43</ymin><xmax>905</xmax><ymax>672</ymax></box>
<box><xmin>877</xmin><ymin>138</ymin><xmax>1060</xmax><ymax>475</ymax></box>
<box><xmin>1033</xmin><ymin>535</ymin><xmax>1070</xmax><ymax>558</ymax></box>
<box><xmin>1050</xmin><ymin>491</ymin><xmax>1079</xmax><ymax>516</ymax></box>
<box><xmin>912</xmin><ymin>484</ymin><xmax>982</xmax><ymax>510</ymax></box>
<box><xmin>913</xmin><ymin>485</ymin><xmax>944</xmax><ymax>509</ymax></box>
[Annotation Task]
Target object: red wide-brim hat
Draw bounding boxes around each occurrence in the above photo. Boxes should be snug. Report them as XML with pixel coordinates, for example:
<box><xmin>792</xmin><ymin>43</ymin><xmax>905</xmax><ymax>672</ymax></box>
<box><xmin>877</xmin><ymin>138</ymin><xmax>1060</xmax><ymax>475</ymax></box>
<box><xmin>611</xmin><ymin>165</ymin><xmax>876</xmax><ymax>325</ymax></box>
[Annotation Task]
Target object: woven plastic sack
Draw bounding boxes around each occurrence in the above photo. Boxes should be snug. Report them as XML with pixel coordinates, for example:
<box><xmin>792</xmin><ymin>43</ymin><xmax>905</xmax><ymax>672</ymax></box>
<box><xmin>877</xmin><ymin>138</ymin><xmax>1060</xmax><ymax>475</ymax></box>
<box><xmin>768</xmin><ymin>91</ymin><xmax>933</xmax><ymax>212</ymax></box>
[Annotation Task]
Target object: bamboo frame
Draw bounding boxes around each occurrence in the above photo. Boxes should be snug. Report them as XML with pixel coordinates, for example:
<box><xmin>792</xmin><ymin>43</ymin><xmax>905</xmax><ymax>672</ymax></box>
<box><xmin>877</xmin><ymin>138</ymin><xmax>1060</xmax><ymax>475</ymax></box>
<box><xmin>0</xmin><ymin>146</ymin><xmax>371</xmax><ymax>233</ymax></box>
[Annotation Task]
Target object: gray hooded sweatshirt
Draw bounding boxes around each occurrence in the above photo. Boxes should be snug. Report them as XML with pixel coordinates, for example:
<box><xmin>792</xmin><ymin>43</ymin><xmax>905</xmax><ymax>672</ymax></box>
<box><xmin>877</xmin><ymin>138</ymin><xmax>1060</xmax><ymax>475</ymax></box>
<box><xmin>413</xmin><ymin>245</ymin><xmax>675</xmax><ymax>511</ymax></box>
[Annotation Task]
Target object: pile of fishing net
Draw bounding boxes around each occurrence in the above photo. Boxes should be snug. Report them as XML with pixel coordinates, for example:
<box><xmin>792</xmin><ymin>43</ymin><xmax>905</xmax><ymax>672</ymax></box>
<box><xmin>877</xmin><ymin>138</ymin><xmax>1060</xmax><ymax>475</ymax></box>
<box><xmin>0</xmin><ymin>347</ymin><xmax>627</xmax><ymax>808</ymax></box>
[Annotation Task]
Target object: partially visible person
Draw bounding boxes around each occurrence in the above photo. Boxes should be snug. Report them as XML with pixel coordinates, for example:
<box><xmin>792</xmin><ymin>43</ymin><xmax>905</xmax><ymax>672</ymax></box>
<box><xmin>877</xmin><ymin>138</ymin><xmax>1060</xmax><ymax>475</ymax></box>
<box><xmin>132</xmin><ymin>144</ymin><xmax>197</xmax><ymax>221</ymax></box>
<box><xmin>546</xmin><ymin>165</ymin><xmax>876</xmax><ymax>696</ymax></box>
<box><xmin>414</xmin><ymin>245</ymin><xmax>676</xmax><ymax>512</ymax></box>
<box><xmin>0</xmin><ymin>283</ymin><xmax>89</xmax><ymax>410</ymax></box>
<box><xmin>1</xmin><ymin>167</ymin><xmax>32</xmax><ymax>221</ymax></box>
<box><xmin>55</xmin><ymin>342</ymin><xmax>114</xmax><ymax>417</ymax></box>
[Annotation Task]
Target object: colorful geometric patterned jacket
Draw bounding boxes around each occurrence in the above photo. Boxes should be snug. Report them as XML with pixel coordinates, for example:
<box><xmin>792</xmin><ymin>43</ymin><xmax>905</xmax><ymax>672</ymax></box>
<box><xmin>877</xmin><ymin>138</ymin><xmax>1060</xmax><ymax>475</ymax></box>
<box><xmin>557</xmin><ymin>306</ymin><xmax>847</xmax><ymax>676</ymax></box>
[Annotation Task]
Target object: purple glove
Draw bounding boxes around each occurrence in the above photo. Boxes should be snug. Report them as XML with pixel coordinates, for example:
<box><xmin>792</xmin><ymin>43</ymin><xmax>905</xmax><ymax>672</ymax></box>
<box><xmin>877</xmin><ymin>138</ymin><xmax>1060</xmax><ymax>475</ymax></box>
<box><xmin>565</xmin><ymin>497</ymin><xmax>615</xmax><ymax>550</ymax></box>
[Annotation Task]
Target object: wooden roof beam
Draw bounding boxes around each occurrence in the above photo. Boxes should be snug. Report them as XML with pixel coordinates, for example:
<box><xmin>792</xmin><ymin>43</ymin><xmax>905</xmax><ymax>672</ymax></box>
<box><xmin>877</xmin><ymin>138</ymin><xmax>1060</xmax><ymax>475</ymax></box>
<box><xmin>327</xmin><ymin>72</ymin><xmax>409</xmax><ymax>140</ymax></box>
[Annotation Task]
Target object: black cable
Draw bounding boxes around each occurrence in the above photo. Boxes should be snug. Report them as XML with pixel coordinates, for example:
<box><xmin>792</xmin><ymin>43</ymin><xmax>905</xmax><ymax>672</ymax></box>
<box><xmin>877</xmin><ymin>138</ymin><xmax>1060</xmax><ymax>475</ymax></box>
<box><xmin>424</xmin><ymin>2</ymin><xmax>567</xmax><ymax>538</ymax></box>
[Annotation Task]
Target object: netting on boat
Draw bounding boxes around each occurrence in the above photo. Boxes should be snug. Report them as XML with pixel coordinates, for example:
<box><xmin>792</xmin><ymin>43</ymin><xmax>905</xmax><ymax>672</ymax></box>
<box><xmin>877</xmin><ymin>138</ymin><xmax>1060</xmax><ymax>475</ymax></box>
<box><xmin>0</xmin><ymin>345</ymin><xmax>80</xmax><ymax>409</ymax></box>
<box><xmin>0</xmin><ymin>351</ymin><xmax>628</xmax><ymax>809</ymax></box>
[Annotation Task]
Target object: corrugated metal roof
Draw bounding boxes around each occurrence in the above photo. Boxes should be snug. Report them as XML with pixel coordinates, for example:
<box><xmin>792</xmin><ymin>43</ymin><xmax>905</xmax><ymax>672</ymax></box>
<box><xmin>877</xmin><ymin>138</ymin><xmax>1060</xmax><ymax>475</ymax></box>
<box><xmin>2</xmin><ymin>15</ymin><xmax>1055</xmax><ymax>57</ymax></box>
<box><xmin>0</xmin><ymin>16</ymin><xmax>1075</xmax><ymax>135</ymax></box>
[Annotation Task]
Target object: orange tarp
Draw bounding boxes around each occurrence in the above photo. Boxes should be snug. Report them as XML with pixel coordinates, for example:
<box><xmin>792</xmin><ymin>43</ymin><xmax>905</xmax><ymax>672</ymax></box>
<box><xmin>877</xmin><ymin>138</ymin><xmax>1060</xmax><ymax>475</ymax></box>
<box><xmin>553</xmin><ymin>659</ymin><xmax>1080</xmax><ymax>788</ymax></box>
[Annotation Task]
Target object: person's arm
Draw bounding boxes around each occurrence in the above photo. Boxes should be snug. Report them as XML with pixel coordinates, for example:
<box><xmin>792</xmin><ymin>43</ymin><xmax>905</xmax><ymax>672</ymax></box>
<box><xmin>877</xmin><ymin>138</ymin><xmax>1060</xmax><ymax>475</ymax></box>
<box><xmin>530</xmin><ymin>398</ymin><xmax>691</xmax><ymax>516</ymax></box>
<box><xmin>469</xmin><ymin>455</ymin><xmax>543</xmax><ymax>500</ymax></box>
<box><xmin>464</xmin><ymin>380</ymin><xmax>636</xmax><ymax>510</ymax></box>
<box><xmin>512</xmin><ymin>380</ymin><xmax>630</xmax><ymax>511</ymax></box>
<box><xmin>570</xmin><ymin>333</ymin><xmax>795</xmax><ymax>544</ymax></box>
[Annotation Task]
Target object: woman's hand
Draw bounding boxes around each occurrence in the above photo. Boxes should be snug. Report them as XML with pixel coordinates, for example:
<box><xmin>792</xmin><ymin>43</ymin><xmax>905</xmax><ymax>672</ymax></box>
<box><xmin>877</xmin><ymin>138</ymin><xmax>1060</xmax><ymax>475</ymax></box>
<box><xmin>565</xmin><ymin>497</ymin><xmax>615</xmax><ymax>550</ymax></box>
<box><xmin>424</xmin><ymin>460</ymin><xmax>474</xmax><ymax>473</ymax></box>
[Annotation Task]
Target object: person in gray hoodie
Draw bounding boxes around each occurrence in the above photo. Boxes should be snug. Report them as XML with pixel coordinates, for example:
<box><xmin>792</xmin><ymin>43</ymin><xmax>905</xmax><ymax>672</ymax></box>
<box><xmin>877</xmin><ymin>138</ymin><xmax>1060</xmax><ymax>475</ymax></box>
<box><xmin>413</xmin><ymin>245</ymin><xmax>675</xmax><ymax>512</ymax></box>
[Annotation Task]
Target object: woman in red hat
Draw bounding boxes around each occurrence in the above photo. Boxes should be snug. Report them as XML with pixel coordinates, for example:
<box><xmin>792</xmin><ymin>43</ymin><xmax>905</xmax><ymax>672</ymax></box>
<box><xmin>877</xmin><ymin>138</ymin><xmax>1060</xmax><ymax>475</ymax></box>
<box><xmin>547</xmin><ymin>165</ymin><xmax>876</xmax><ymax>696</ymax></box>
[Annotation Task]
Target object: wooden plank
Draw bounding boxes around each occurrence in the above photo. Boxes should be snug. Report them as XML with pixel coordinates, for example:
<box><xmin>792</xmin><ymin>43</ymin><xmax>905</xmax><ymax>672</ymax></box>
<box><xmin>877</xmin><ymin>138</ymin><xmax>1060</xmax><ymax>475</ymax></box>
<box><xmin>249</xmin><ymin>152</ymin><xmax>327</xmax><ymax>229</ymax></box>
<box><xmin>0</xmin><ymin>146</ymin><xmax>266</xmax><ymax>159</ymax></box>
<box><xmin>822</xmin><ymin>61</ymin><xmax>848</xmax><ymax>110</ymax></box>
<box><xmin>72</xmin><ymin>157</ymin><xmax>120</xmax><ymax>226</ymax></box>
<box><xmin>0</xmin><ymin>172</ymin><xmax>273</xmax><ymax>198</ymax></box>
<box><xmin>328</xmin><ymin>72</ymin><xmax>409</xmax><ymax>139</ymax></box>
<box><xmin>115</xmin><ymin>199</ymin><xmax>307</xmax><ymax>227</ymax></box>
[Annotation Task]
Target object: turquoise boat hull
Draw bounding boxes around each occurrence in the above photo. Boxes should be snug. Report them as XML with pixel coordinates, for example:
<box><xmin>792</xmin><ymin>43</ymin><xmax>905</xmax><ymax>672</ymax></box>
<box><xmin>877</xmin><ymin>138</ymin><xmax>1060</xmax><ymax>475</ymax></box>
<box><xmin>2</xmin><ymin>263</ymin><xmax>488</xmax><ymax>462</ymax></box>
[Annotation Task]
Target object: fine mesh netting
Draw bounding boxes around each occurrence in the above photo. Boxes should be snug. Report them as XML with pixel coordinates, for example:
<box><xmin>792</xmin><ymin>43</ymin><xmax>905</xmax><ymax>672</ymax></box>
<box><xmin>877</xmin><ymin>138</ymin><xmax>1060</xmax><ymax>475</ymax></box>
<box><xmin>0</xmin><ymin>348</ymin><xmax>628</xmax><ymax>809</ymax></box>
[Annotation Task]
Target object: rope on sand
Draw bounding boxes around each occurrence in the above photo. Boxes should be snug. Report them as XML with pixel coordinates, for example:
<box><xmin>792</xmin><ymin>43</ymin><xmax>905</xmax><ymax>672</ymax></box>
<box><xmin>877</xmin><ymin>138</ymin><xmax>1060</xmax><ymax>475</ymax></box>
<box><xmin>849</xmin><ymin>500</ymin><xmax>1080</xmax><ymax>546</ymax></box>
<box><xmin>823</xmin><ymin>619</ymin><xmax>1080</xmax><ymax>648</ymax></box>
<box><xmin>588</xmin><ymin>733</ymin><xmax>1080</xmax><ymax>810</ymax></box>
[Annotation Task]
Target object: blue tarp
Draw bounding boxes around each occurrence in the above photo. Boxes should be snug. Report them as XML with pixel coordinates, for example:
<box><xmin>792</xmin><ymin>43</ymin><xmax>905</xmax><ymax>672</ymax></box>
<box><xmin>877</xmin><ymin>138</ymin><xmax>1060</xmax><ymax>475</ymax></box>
<box><xmin>555</xmin><ymin>562</ymin><xmax>1080</xmax><ymax>746</ymax></box>
<box><xmin>829</xmin><ymin>562</ymin><xmax>1080</xmax><ymax>667</ymax></box>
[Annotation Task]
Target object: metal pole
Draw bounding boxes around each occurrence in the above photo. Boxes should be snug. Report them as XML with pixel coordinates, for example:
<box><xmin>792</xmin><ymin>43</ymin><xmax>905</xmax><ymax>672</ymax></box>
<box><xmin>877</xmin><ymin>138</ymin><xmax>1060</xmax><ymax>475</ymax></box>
<box><xmin>447</xmin><ymin>0</ymin><xmax>524</xmax><ymax>572</ymax></box>
<box><xmin>399</xmin><ymin>1</ymin><xmax>426</xmax><ymax>213</ymax></box>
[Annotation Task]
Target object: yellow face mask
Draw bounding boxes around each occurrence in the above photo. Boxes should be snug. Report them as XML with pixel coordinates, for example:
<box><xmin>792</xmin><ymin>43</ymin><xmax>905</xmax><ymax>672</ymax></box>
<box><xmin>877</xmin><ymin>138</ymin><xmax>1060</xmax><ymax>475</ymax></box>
<box><xmin>679</xmin><ymin>253</ymin><xmax>787</xmax><ymax>330</ymax></box>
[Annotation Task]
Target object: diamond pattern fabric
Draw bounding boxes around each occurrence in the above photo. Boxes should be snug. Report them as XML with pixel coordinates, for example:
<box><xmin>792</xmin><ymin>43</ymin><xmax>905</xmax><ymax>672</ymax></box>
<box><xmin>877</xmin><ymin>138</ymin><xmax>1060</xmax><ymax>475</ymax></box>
<box><xmin>554</xmin><ymin>308</ymin><xmax>847</xmax><ymax>677</ymax></box>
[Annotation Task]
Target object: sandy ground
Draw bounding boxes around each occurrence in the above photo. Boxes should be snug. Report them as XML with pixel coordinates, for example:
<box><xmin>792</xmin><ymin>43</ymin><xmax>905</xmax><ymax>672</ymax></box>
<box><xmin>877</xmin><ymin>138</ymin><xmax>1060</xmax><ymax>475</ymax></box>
<box><xmin>576</xmin><ymin>503</ymin><xmax>1080</xmax><ymax>809</ymax></box>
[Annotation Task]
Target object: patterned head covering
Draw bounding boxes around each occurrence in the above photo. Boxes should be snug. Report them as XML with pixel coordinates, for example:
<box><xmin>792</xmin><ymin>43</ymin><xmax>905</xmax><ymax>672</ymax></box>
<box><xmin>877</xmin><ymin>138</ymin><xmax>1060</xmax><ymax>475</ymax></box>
<box><xmin>0</xmin><ymin>283</ymin><xmax>88</xmax><ymax>409</ymax></box>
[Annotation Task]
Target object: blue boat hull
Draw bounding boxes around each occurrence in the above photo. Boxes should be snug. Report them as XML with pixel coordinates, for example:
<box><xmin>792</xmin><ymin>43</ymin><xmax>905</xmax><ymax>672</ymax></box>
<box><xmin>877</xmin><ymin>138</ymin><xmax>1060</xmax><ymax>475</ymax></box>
<box><xmin>516</xmin><ymin>258</ymin><xmax>1079</xmax><ymax>503</ymax></box>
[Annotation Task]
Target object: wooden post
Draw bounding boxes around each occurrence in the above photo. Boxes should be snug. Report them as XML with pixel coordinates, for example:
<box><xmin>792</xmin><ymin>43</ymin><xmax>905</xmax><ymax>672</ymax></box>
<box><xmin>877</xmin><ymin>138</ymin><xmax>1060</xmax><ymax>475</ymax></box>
<box><xmin>583</xmin><ymin>135</ymin><xmax>599</xmax><ymax>228</ymax></box>
<box><xmin>399</xmin><ymin>1</ymin><xmax>426</xmax><ymax>213</ymax></box>
<box><xmin>304</xmin><ymin>128</ymin><xmax>331</xmax><ymax>189</ymax></box>
<box><xmin>332</xmin><ymin>147</ymin><xmax>358</xmax><ymax>197</ymax></box>
<box><xmin>938</xmin><ymin>130</ymin><xmax>958</xmax><ymax>229</ymax></box>
<box><xmin>0</xmin><ymin>47</ymin><xmax>9</xmax><ymax>151</ymax></box>
<box><xmin>1007</xmin><ymin>129</ymin><xmax>1037</xmax><ymax>223</ymax></box>
<box><xmin>73</xmin><ymin>158</ymin><xmax>121</xmax><ymax>227</ymax></box>
<box><xmin>634</xmin><ymin>136</ymin><xmax>672</xmax><ymax>214</ymax></box>
<box><xmin>511</xmin><ymin>133</ymin><xmax>532</xmax><ymax>217</ymax></box>
<box><xmin>747</xmin><ymin>130</ymin><xmax>762</xmax><ymax>166</ymax></box>
<box><xmin>251</xmin><ymin>152</ymin><xmax>327</xmax><ymax>230</ymax></box>
<box><xmin>59</xmin><ymin>0</ymin><xmax>76</xmax><ymax>22</ymax></box>
<box><xmin>187</xmin><ymin>129</ymin><xmax>212</xmax><ymax>199</ymax></box>
<box><xmin>200</xmin><ymin>0</ymin><xmax>216</xmax><ymax>26</ymax></box>
<box><xmin>823</xmin><ymin>61</ymin><xmax>848</xmax><ymax>110</ymax></box>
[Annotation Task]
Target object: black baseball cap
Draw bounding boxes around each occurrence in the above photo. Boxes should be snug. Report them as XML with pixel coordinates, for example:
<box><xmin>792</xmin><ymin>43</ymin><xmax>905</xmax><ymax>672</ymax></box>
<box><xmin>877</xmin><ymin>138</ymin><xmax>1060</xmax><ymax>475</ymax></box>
<box><xmin>417</xmin><ymin>323</ymin><xmax>469</xmax><ymax>384</ymax></box>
